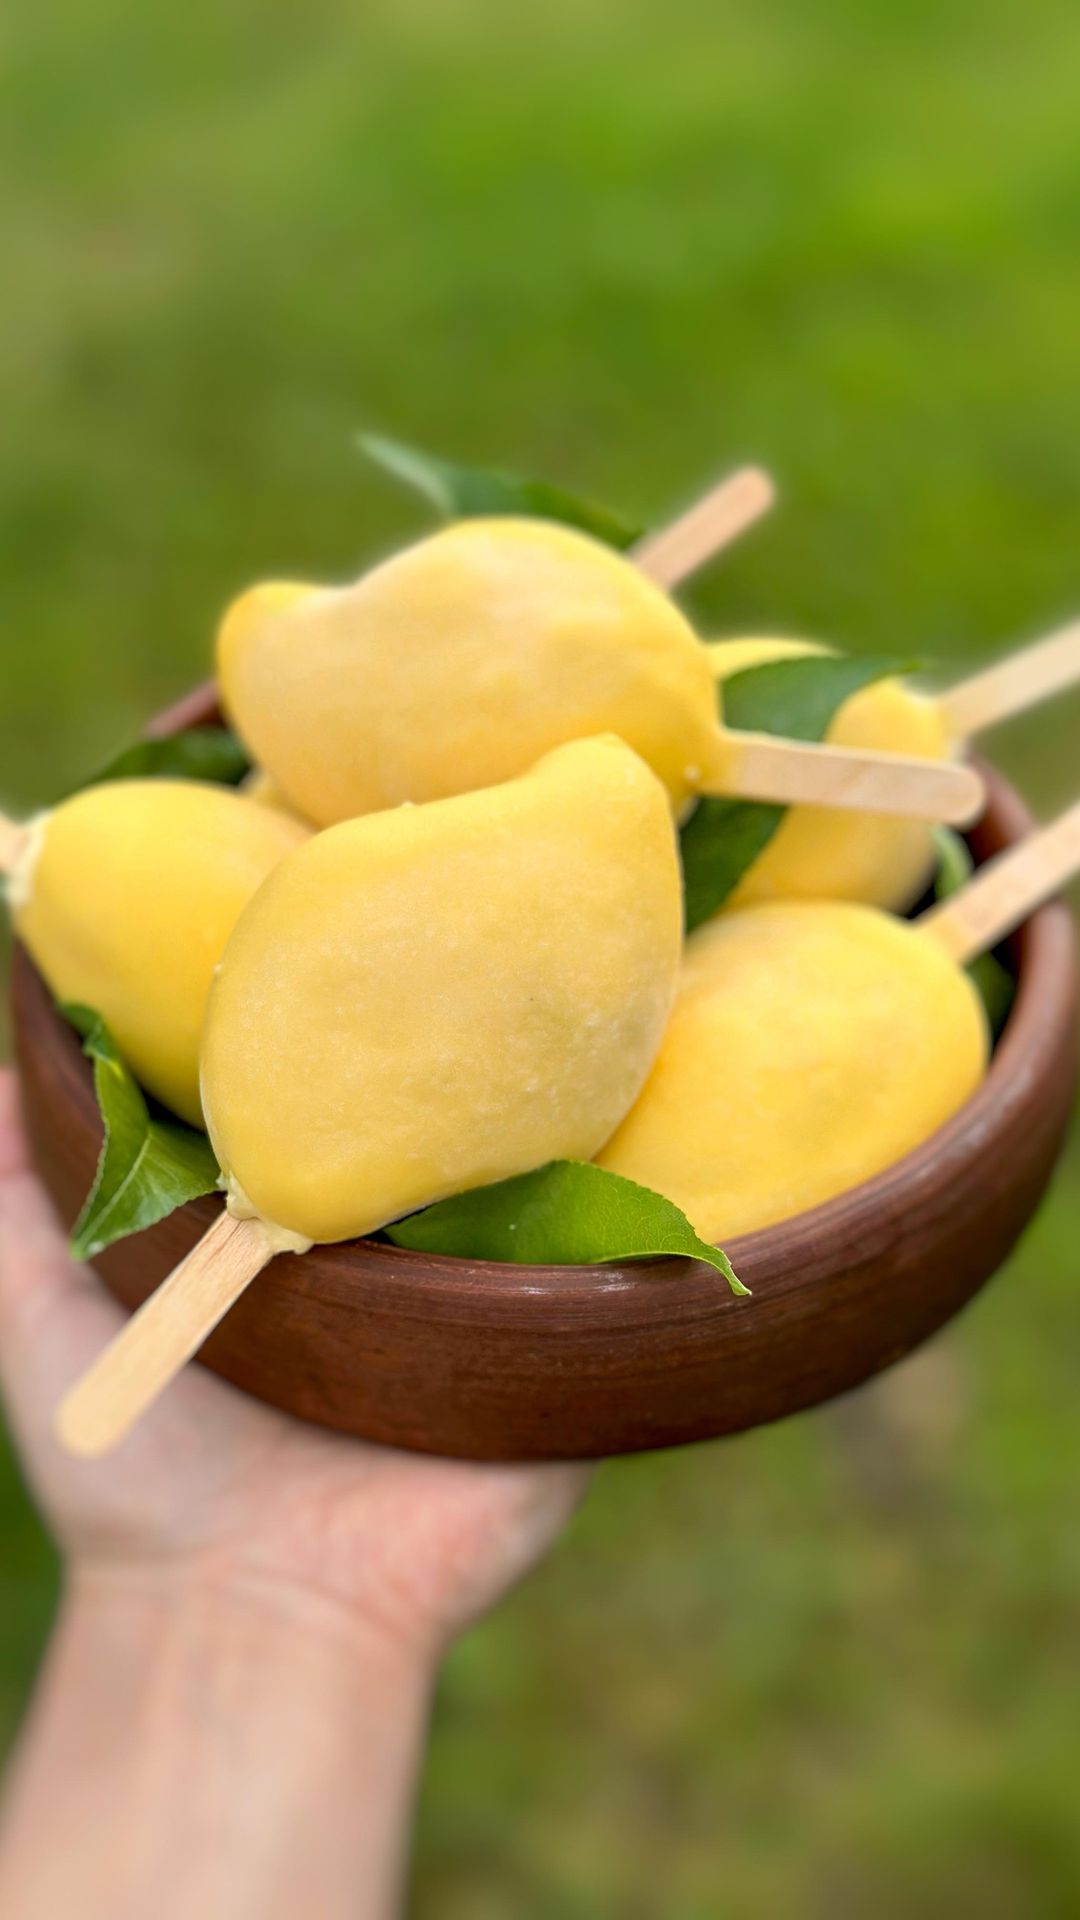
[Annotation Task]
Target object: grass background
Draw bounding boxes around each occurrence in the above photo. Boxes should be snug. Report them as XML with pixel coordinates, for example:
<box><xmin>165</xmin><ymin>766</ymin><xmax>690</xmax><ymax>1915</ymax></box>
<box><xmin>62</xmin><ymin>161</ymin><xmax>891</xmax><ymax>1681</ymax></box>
<box><xmin>2</xmin><ymin>1</ymin><xmax>1080</xmax><ymax>1912</ymax></box>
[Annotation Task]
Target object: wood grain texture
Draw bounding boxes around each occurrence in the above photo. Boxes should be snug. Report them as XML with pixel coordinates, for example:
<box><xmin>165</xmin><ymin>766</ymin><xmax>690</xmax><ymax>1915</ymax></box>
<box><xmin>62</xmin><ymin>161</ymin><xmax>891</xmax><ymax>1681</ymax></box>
<box><xmin>55</xmin><ymin>1210</ymin><xmax>274</xmax><ymax>1458</ymax></box>
<box><xmin>718</xmin><ymin>731</ymin><xmax>984</xmax><ymax>822</ymax></box>
<box><xmin>632</xmin><ymin>466</ymin><xmax>775</xmax><ymax>588</ymax></box>
<box><xmin>941</xmin><ymin>618</ymin><xmax>1080</xmax><ymax>738</ymax></box>
<box><xmin>921</xmin><ymin>800</ymin><xmax>1080</xmax><ymax>964</ymax></box>
<box><xmin>11</xmin><ymin>693</ymin><xmax>1079</xmax><ymax>1461</ymax></box>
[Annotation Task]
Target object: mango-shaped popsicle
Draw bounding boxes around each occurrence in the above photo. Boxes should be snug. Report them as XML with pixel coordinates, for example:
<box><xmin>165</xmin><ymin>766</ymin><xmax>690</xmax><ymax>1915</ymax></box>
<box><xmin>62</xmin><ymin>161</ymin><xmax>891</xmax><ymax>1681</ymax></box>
<box><xmin>216</xmin><ymin>520</ymin><xmax>981</xmax><ymax>829</ymax></box>
<box><xmin>597</xmin><ymin>900</ymin><xmax>989</xmax><ymax>1241</ymax></box>
<box><xmin>202</xmin><ymin>734</ymin><xmax>682</xmax><ymax>1242</ymax></box>
<box><xmin>7</xmin><ymin>779</ymin><xmax>307</xmax><ymax>1124</ymax></box>
<box><xmin>706</xmin><ymin>618</ymin><xmax>1080</xmax><ymax>913</ymax></box>
<box><xmin>707</xmin><ymin>637</ymin><xmax>949</xmax><ymax>911</ymax></box>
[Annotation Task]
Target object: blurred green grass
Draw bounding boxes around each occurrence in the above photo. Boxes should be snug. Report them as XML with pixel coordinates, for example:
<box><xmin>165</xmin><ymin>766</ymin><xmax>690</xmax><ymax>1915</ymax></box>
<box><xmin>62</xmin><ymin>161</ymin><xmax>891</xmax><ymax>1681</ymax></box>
<box><xmin>2</xmin><ymin>1</ymin><xmax>1080</xmax><ymax>1912</ymax></box>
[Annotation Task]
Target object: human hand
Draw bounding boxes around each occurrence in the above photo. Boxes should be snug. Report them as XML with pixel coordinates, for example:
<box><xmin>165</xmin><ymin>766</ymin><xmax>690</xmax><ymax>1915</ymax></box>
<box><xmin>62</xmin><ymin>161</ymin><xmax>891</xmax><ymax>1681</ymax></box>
<box><xmin>0</xmin><ymin>1067</ymin><xmax>589</xmax><ymax>1660</ymax></box>
<box><xmin>0</xmin><ymin>1066</ymin><xmax>590</xmax><ymax>1920</ymax></box>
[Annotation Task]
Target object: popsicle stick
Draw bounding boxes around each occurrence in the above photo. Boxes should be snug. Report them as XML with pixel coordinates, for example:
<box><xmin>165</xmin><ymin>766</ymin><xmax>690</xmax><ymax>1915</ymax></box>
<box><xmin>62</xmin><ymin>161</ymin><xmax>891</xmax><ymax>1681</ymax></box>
<box><xmin>940</xmin><ymin>619</ymin><xmax>1080</xmax><ymax>739</ymax></box>
<box><xmin>55</xmin><ymin>1210</ymin><xmax>275</xmax><ymax>1459</ymax></box>
<box><xmin>632</xmin><ymin>467</ymin><xmax>775</xmax><ymax>589</ymax></box>
<box><xmin>919</xmin><ymin>801</ymin><xmax>1080</xmax><ymax>967</ymax></box>
<box><xmin>714</xmin><ymin>734</ymin><xmax>986</xmax><ymax>825</ymax></box>
<box><xmin>0</xmin><ymin>812</ymin><xmax>28</xmax><ymax>874</ymax></box>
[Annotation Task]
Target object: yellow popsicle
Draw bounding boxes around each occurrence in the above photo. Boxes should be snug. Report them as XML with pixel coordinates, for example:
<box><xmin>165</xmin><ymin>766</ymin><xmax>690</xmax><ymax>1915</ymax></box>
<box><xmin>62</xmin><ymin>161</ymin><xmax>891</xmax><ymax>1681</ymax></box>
<box><xmin>10</xmin><ymin>779</ymin><xmax>308</xmax><ymax>1124</ymax></box>
<box><xmin>216</xmin><ymin>520</ymin><xmax>981</xmax><ymax>831</ymax></box>
<box><xmin>202</xmin><ymin>735</ymin><xmax>682</xmax><ymax>1243</ymax></box>
<box><xmin>597</xmin><ymin>900</ymin><xmax>989</xmax><ymax>1241</ymax></box>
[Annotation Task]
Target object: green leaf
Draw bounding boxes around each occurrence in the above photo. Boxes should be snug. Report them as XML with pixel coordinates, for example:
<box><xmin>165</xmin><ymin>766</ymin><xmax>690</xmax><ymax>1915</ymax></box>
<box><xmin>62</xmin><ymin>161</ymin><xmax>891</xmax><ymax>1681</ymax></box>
<box><xmin>681</xmin><ymin>801</ymin><xmax>786</xmax><ymax>936</ymax></box>
<box><xmin>931</xmin><ymin>829</ymin><xmax>1017</xmax><ymax>1037</ymax></box>
<box><xmin>386</xmin><ymin>1159</ymin><xmax>747</xmax><ymax>1295</ymax></box>
<box><xmin>359</xmin><ymin>432</ymin><xmax>642</xmax><ymax>550</ymax></box>
<box><xmin>723</xmin><ymin>652</ymin><xmax>920</xmax><ymax>738</ymax></box>
<box><xmin>60</xmin><ymin>1006</ymin><xmax>221</xmax><ymax>1260</ymax></box>
<box><xmin>930</xmin><ymin>823</ymin><xmax>976</xmax><ymax>900</ymax></box>
<box><xmin>681</xmin><ymin>652</ymin><xmax>915</xmax><ymax>931</ymax></box>
<box><xmin>69</xmin><ymin>728</ymin><xmax>251</xmax><ymax>798</ymax></box>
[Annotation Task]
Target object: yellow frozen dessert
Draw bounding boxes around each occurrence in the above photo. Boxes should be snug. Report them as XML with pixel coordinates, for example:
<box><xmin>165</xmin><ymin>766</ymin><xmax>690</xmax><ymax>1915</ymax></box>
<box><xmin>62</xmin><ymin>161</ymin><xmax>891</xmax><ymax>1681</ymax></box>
<box><xmin>201</xmin><ymin>736</ymin><xmax>683</xmax><ymax>1244</ymax></box>
<box><xmin>217</xmin><ymin>520</ymin><xmax>980</xmax><ymax>830</ymax></box>
<box><xmin>10</xmin><ymin>779</ymin><xmax>308</xmax><ymax>1124</ymax></box>
<box><xmin>597</xmin><ymin>899</ymin><xmax>989</xmax><ymax>1241</ymax></box>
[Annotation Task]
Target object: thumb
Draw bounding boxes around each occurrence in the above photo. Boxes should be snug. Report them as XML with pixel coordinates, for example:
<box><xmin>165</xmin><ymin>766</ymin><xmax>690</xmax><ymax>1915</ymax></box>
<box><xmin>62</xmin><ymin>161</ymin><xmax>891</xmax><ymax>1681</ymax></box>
<box><xmin>0</xmin><ymin>1068</ymin><xmax>126</xmax><ymax>1455</ymax></box>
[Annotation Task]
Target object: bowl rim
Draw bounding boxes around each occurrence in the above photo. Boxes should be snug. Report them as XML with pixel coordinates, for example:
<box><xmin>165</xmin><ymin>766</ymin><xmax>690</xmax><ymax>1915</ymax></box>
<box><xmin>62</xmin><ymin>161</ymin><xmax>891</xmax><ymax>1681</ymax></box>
<box><xmin>28</xmin><ymin>683</ymin><xmax>1072</xmax><ymax>1304</ymax></box>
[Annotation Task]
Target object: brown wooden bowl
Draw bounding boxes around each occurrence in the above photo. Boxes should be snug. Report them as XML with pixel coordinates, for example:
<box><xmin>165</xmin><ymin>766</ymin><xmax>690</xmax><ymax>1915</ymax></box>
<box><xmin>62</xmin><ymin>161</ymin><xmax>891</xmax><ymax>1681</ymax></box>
<box><xmin>11</xmin><ymin>689</ymin><xmax>1080</xmax><ymax>1461</ymax></box>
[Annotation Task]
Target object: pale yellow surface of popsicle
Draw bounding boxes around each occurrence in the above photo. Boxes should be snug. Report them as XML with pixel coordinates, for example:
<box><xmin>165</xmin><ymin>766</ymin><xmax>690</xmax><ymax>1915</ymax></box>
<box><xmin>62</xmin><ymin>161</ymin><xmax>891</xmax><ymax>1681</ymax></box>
<box><xmin>219</xmin><ymin>521</ymin><xmax>718</xmax><ymax>823</ymax></box>
<box><xmin>202</xmin><ymin>735</ymin><xmax>683</xmax><ymax>1244</ymax></box>
<box><xmin>217</xmin><ymin>521</ymin><xmax>981</xmax><ymax>833</ymax></box>
<box><xmin>12</xmin><ymin>779</ymin><xmax>308</xmax><ymax>1124</ymax></box>
<box><xmin>596</xmin><ymin>900</ymin><xmax>989</xmax><ymax>1241</ymax></box>
<box><xmin>240</xmin><ymin>766</ymin><xmax>311</xmax><ymax>823</ymax></box>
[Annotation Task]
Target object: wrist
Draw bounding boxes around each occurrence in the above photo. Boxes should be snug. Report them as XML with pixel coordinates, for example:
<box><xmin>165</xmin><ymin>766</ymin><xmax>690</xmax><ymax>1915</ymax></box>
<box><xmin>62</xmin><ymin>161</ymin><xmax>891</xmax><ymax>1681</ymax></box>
<box><xmin>0</xmin><ymin>1562</ymin><xmax>433</xmax><ymax>1920</ymax></box>
<box><xmin>68</xmin><ymin>1550</ymin><xmax>439</xmax><ymax>1691</ymax></box>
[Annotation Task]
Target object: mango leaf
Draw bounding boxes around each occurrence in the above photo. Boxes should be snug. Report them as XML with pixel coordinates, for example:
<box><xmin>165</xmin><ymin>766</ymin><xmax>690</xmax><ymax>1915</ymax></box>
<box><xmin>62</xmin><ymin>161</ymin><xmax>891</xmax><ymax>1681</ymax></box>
<box><xmin>61</xmin><ymin>1006</ymin><xmax>220</xmax><ymax>1261</ymax></box>
<box><xmin>681</xmin><ymin>652</ymin><xmax>915</xmax><ymax>931</ymax></box>
<box><xmin>387</xmin><ymin>1159</ymin><xmax>747</xmax><ymax>1295</ymax></box>
<box><xmin>931</xmin><ymin>828</ymin><xmax>1017</xmax><ymax>1037</ymax></box>
<box><xmin>931</xmin><ymin>822</ymin><xmax>975</xmax><ymax>899</ymax></box>
<box><xmin>359</xmin><ymin>431</ymin><xmax>641</xmax><ymax>550</ymax></box>
<box><xmin>69</xmin><ymin>727</ymin><xmax>250</xmax><ymax>798</ymax></box>
<box><xmin>681</xmin><ymin>802</ymin><xmax>789</xmax><ymax>937</ymax></box>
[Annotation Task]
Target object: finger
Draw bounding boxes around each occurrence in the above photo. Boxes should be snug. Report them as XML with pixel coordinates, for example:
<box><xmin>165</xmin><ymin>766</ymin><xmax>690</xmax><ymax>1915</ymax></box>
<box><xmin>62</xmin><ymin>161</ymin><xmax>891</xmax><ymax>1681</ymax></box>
<box><xmin>0</xmin><ymin>1074</ymin><xmax>297</xmax><ymax>1500</ymax></box>
<box><xmin>0</xmin><ymin>1065</ymin><xmax>30</xmax><ymax>1180</ymax></box>
<box><xmin>0</xmin><ymin>1071</ymin><xmax>128</xmax><ymax>1440</ymax></box>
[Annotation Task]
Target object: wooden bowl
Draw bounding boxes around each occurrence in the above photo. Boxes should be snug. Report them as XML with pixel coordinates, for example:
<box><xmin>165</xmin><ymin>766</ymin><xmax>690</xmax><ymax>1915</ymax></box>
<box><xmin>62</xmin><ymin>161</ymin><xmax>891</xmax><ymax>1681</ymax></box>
<box><xmin>12</xmin><ymin>691</ymin><xmax>1080</xmax><ymax>1461</ymax></box>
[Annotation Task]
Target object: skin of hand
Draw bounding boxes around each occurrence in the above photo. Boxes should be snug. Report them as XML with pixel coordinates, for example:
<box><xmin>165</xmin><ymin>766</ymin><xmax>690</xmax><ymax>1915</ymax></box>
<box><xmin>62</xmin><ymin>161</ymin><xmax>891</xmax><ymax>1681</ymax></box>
<box><xmin>0</xmin><ymin>1069</ymin><xmax>590</xmax><ymax>1920</ymax></box>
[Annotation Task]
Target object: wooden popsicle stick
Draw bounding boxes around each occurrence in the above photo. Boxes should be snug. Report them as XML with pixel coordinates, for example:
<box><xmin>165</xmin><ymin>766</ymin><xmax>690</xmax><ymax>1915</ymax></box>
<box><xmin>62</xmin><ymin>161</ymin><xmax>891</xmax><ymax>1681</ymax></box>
<box><xmin>55</xmin><ymin>1210</ymin><xmax>275</xmax><ymax>1459</ymax></box>
<box><xmin>632</xmin><ymin>467</ymin><xmax>775</xmax><ymax>589</ymax></box>
<box><xmin>919</xmin><ymin>800</ymin><xmax>1080</xmax><ymax>967</ymax></box>
<box><xmin>0</xmin><ymin>812</ymin><xmax>29</xmax><ymax>874</ymax></box>
<box><xmin>940</xmin><ymin>619</ymin><xmax>1080</xmax><ymax>739</ymax></box>
<box><xmin>714</xmin><ymin>733</ymin><xmax>986</xmax><ymax>825</ymax></box>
